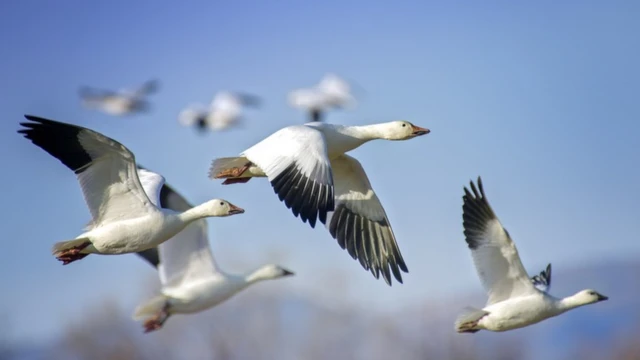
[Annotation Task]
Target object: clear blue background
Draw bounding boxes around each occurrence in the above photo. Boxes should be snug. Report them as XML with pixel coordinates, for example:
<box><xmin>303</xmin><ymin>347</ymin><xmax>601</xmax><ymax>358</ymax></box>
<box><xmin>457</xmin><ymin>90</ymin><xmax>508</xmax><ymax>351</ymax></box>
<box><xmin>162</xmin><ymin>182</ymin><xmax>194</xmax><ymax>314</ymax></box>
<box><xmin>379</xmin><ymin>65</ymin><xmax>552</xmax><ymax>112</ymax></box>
<box><xmin>1</xmin><ymin>0</ymin><xmax>638</xmax><ymax>346</ymax></box>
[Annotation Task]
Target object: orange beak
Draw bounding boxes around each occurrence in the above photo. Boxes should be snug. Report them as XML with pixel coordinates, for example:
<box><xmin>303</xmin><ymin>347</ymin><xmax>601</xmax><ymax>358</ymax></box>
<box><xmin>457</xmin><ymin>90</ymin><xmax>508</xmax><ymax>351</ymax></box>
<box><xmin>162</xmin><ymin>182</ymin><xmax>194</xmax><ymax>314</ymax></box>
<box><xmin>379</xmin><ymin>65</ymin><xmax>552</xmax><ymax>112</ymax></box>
<box><xmin>410</xmin><ymin>125</ymin><xmax>430</xmax><ymax>136</ymax></box>
<box><xmin>228</xmin><ymin>204</ymin><xmax>245</xmax><ymax>215</ymax></box>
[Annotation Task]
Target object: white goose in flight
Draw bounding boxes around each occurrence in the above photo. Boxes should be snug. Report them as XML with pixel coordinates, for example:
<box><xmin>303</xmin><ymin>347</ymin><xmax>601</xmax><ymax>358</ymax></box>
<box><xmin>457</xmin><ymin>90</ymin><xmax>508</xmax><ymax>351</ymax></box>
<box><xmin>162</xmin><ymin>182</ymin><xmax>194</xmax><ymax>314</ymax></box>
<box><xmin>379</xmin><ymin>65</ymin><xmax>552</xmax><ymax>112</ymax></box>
<box><xmin>208</xmin><ymin>120</ymin><xmax>430</xmax><ymax>285</ymax></box>
<box><xmin>288</xmin><ymin>73</ymin><xmax>356</xmax><ymax>122</ymax></box>
<box><xmin>17</xmin><ymin>115</ymin><xmax>245</xmax><ymax>265</ymax></box>
<box><xmin>133</xmin><ymin>169</ymin><xmax>294</xmax><ymax>333</ymax></box>
<box><xmin>179</xmin><ymin>91</ymin><xmax>261</xmax><ymax>133</ymax></box>
<box><xmin>456</xmin><ymin>177</ymin><xmax>608</xmax><ymax>333</ymax></box>
<box><xmin>79</xmin><ymin>79</ymin><xmax>159</xmax><ymax>116</ymax></box>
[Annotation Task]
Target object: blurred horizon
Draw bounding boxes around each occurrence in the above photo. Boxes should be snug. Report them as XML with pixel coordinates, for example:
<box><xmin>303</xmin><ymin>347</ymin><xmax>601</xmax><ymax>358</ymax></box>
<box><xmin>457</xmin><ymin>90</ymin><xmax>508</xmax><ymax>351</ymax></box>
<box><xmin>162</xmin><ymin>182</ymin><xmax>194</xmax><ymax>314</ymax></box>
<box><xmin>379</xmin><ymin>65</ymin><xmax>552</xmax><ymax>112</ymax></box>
<box><xmin>1</xmin><ymin>0</ymin><xmax>639</xmax><ymax>358</ymax></box>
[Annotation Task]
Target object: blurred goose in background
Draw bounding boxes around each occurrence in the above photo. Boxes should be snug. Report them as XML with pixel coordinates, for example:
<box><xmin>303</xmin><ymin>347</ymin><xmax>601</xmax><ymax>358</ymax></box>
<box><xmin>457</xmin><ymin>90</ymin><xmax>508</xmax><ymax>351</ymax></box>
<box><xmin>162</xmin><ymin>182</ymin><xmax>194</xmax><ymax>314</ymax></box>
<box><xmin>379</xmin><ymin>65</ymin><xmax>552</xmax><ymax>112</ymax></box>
<box><xmin>209</xmin><ymin>120</ymin><xmax>430</xmax><ymax>286</ymax></box>
<box><xmin>288</xmin><ymin>73</ymin><xmax>356</xmax><ymax>122</ymax></box>
<box><xmin>179</xmin><ymin>91</ymin><xmax>261</xmax><ymax>133</ymax></box>
<box><xmin>79</xmin><ymin>79</ymin><xmax>159</xmax><ymax>116</ymax></box>
<box><xmin>133</xmin><ymin>171</ymin><xmax>294</xmax><ymax>333</ymax></box>
<box><xmin>17</xmin><ymin>115</ymin><xmax>245</xmax><ymax>265</ymax></box>
<box><xmin>455</xmin><ymin>177</ymin><xmax>608</xmax><ymax>333</ymax></box>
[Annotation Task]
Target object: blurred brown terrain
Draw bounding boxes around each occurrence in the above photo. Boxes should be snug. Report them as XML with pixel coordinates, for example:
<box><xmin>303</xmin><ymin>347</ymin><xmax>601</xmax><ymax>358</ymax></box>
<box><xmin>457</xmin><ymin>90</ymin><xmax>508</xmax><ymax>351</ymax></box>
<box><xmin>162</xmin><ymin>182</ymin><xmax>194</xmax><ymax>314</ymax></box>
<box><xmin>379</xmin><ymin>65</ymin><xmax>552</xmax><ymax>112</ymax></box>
<box><xmin>5</xmin><ymin>259</ymin><xmax>640</xmax><ymax>360</ymax></box>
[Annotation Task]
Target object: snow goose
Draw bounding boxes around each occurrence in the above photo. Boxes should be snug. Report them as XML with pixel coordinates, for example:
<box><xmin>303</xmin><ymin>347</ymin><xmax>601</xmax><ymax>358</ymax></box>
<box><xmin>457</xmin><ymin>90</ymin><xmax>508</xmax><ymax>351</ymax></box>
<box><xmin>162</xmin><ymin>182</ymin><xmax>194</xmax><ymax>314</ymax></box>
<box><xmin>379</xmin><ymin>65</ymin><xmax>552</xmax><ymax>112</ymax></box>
<box><xmin>132</xmin><ymin>170</ymin><xmax>294</xmax><ymax>333</ymax></box>
<box><xmin>288</xmin><ymin>73</ymin><xmax>356</xmax><ymax>122</ymax></box>
<box><xmin>179</xmin><ymin>91</ymin><xmax>261</xmax><ymax>133</ymax></box>
<box><xmin>17</xmin><ymin>115</ymin><xmax>245</xmax><ymax>264</ymax></box>
<box><xmin>455</xmin><ymin>177</ymin><xmax>608</xmax><ymax>333</ymax></box>
<box><xmin>208</xmin><ymin>120</ymin><xmax>430</xmax><ymax>285</ymax></box>
<box><xmin>79</xmin><ymin>79</ymin><xmax>159</xmax><ymax>116</ymax></box>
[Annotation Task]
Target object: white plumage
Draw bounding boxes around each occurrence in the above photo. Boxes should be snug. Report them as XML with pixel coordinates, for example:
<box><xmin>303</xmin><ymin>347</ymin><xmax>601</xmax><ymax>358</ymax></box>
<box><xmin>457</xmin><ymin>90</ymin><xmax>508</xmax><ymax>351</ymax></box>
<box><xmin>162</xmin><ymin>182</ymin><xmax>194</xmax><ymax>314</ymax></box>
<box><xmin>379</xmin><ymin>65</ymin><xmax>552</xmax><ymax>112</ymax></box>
<box><xmin>209</xmin><ymin>120</ymin><xmax>430</xmax><ymax>285</ymax></box>
<box><xmin>133</xmin><ymin>172</ymin><xmax>295</xmax><ymax>333</ymax></box>
<box><xmin>288</xmin><ymin>73</ymin><xmax>356</xmax><ymax>122</ymax></box>
<box><xmin>79</xmin><ymin>79</ymin><xmax>159</xmax><ymax>116</ymax></box>
<box><xmin>455</xmin><ymin>177</ymin><xmax>608</xmax><ymax>333</ymax></box>
<box><xmin>179</xmin><ymin>91</ymin><xmax>261</xmax><ymax>133</ymax></box>
<box><xmin>18</xmin><ymin>115</ymin><xmax>245</xmax><ymax>265</ymax></box>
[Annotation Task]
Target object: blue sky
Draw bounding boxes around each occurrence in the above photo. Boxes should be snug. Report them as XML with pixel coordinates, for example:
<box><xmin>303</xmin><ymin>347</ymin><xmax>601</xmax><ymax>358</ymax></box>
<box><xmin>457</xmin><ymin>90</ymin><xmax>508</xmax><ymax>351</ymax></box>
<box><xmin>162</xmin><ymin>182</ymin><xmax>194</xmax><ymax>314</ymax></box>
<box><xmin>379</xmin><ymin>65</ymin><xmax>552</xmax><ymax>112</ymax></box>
<box><xmin>1</xmin><ymin>0</ymin><xmax>639</xmax><ymax>345</ymax></box>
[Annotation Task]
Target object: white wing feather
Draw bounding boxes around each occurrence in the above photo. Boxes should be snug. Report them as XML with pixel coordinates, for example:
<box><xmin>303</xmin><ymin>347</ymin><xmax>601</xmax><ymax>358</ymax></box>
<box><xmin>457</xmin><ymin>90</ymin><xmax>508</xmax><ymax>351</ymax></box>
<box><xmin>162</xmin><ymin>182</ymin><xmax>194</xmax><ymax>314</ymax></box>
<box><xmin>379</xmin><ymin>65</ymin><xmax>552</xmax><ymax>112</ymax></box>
<box><xmin>136</xmin><ymin>169</ymin><xmax>165</xmax><ymax>208</ymax></box>
<box><xmin>158</xmin><ymin>217</ymin><xmax>216</xmax><ymax>288</ymax></box>
<box><xmin>324</xmin><ymin>155</ymin><xmax>407</xmax><ymax>285</ymax></box>
<box><xmin>288</xmin><ymin>88</ymin><xmax>329</xmax><ymax>109</ymax></box>
<box><xmin>135</xmin><ymin>172</ymin><xmax>219</xmax><ymax>288</ymax></box>
<box><xmin>18</xmin><ymin>116</ymin><xmax>163</xmax><ymax>229</ymax></box>
<box><xmin>462</xmin><ymin>178</ymin><xmax>538</xmax><ymax>305</ymax></box>
<box><xmin>77</xmin><ymin>138</ymin><xmax>161</xmax><ymax>226</ymax></box>
<box><xmin>241</xmin><ymin>125</ymin><xmax>334</xmax><ymax>227</ymax></box>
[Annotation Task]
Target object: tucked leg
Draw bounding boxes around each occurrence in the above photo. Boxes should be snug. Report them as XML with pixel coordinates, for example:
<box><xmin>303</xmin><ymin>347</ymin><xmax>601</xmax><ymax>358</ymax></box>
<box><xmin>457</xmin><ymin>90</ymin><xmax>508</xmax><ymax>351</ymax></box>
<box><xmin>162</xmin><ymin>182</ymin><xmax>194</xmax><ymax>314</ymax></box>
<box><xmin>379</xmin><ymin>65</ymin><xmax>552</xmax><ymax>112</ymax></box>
<box><xmin>54</xmin><ymin>241</ymin><xmax>91</xmax><ymax>265</ymax></box>
<box><xmin>215</xmin><ymin>162</ymin><xmax>252</xmax><ymax>179</ymax></box>
<box><xmin>142</xmin><ymin>304</ymin><xmax>171</xmax><ymax>333</ymax></box>
<box><xmin>222</xmin><ymin>177</ymin><xmax>252</xmax><ymax>185</ymax></box>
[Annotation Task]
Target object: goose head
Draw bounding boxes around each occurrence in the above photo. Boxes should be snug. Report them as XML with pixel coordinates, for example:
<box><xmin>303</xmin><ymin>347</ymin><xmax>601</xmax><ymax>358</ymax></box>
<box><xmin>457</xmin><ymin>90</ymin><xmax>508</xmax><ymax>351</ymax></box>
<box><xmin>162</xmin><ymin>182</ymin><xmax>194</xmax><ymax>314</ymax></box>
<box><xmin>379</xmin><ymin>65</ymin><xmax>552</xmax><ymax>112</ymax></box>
<box><xmin>247</xmin><ymin>265</ymin><xmax>296</xmax><ymax>283</ymax></box>
<box><xmin>572</xmin><ymin>289</ymin><xmax>609</xmax><ymax>305</ymax></box>
<box><xmin>203</xmin><ymin>199</ymin><xmax>245</xmax><ymax>217</ymax></box>
<box><xmin>379</xmin><ymin>120</ymin><xmax>430</xmax><ymax>140</ymax></box>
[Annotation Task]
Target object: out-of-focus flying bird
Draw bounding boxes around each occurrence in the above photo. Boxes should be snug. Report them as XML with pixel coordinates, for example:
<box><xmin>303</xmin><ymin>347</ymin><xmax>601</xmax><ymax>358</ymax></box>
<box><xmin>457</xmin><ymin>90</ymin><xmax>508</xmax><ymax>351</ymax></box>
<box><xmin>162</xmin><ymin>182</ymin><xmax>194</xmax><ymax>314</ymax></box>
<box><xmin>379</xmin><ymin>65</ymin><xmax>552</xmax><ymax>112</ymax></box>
<box><xmin>179</xmin><ymin>91</ymin><xmax>261</xmax><ymax>133</ymax></box>
<box><xmin>17</xmin><ymin>115</ymin><xmax>244</xmax><ymax>265</ymax></box>
<box><xmin>133</xmin><ymin>171</ymin><xmax>294</xmax><ymax>333</ymax></box>
<box><xmin>288</xmin><ymin>73</ymin><xmax>356</xmax><ymax>122</ymax></box>
<box><xmin>79</xmin><ymin>79</ymin><xmax>160</xmax><ymax>116</ymax></box>
<box><xmin>208</xmin><ymin>119</ymin><xmax>430</xmax><ymax>286</ymax></box>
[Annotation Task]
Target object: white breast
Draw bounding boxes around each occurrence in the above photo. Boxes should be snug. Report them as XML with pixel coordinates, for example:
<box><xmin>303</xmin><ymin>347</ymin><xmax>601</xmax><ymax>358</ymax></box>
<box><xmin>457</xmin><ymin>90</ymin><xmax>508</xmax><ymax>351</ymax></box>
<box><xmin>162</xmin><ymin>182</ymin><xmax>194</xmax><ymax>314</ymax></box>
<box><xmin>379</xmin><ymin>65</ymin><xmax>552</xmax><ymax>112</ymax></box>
<box><xmin>163</xmin><ymin>277</ymin><xmax>246</xmax><ymax>314</ymax></box>
<box><xmin>86</xmin><ymin>211</ymin><xmax>182</xmax><ymax>254</ymax></box>
<box><xmin>480</xmin><ymin>294</ymin><xmax>556</xmax><ymax>331</ymax></box>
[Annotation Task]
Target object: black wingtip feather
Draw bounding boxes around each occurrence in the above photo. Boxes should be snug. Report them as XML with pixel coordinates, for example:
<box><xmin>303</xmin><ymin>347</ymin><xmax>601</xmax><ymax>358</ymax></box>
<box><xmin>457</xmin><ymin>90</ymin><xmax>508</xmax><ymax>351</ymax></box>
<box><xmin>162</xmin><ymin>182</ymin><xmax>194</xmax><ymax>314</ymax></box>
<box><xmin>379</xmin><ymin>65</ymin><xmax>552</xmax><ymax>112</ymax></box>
<box><xmin>531</xmin><ymin>263</ymin><xmax>552</xmax><ymax>290</ymax></box>
<box><xmin>18</xmin><ymin>115</ymin><xmax>94</xmax><ymax>174</ymax></box>
<box><xmin>462</xmin><ymin>176</ymin><xmax>498</xmax><ymax>250</ymax></box>
<box><xmin>542</xmin><ymin>263</ymin><xmax>552</xmax><ymax>286</ymax></box>
<box><xmin>270</xmin><ymin>163</ymin><xmax>334</xmax><ymax>230</ymax></box>
<box><xmin>328</xmin><ymin>204</ymin><xmax>408</xmax><ymax>286</ymax></box>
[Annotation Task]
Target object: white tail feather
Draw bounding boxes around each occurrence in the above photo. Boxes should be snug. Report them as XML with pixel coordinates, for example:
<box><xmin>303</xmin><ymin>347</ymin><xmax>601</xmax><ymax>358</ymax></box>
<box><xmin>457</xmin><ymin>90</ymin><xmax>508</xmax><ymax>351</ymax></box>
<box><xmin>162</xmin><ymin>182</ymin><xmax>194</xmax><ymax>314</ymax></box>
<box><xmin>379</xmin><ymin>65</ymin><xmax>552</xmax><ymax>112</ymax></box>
<box><xmin>132</xmin><ymin>295</ymin><xmax>168</xmax><ymax>321</ymax></box>
<box><xmin>454</xmin><ymin>307</ymin><xmax>489</xmax><ymax>333</ymax></box>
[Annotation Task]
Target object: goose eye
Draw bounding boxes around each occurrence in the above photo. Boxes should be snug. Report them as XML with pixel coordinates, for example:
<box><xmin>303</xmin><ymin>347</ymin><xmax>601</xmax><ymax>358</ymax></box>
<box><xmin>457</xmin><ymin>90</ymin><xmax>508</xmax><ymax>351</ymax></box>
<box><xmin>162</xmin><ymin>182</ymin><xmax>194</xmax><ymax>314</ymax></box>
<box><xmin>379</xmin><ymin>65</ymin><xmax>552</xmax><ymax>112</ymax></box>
<box><xmin>402</xmin><ymin>123</ymin><xmax>406</xmax><ymax>127</ymax></box>
<box><xmin>220</xmin><ymin>202</ymin><xmax>224</xmax><ymax>206</ymax></box>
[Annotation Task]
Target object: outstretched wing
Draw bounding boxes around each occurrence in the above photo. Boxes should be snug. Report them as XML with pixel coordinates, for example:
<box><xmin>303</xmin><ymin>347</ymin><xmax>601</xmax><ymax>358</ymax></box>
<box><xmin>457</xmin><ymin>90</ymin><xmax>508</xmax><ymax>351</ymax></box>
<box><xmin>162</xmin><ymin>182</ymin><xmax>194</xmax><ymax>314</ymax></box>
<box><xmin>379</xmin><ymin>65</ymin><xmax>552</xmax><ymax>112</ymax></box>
<box><xmin>288</xmin><ymin>88</ymin><xmax>329</xmax><ymax>110</ymax></box>
<box><xmin>238</xmin><ymin>125</ymin><xmax>335</xmax><ymax>228</ymax></box>
<box><xmin>18</xmin><ymin>115</ymin><xmax>162</xmax><ymax>227</ymax></box>
<box><xmin>462</xmin><ymin>177</ymin><xmax>538</xmax><ymax>305</ymax></box>
<box><xmin>235</xmin><ymin>92</ymin><xmax>261</xmax><ymax>107</ymax></box>
<box><xmin>128</xmin><ymin>79</ymin><xmax>160</xmax><ymax>98</ymax></box>
<box><xmin>134</xmin><ymin>172</ymin><xmax>219</xmax><ymax>288</ymax></box>
<box><xmin>325</xmin><ymin>155</ymin><xmax>408</xmax><ymax>286</ymax></box>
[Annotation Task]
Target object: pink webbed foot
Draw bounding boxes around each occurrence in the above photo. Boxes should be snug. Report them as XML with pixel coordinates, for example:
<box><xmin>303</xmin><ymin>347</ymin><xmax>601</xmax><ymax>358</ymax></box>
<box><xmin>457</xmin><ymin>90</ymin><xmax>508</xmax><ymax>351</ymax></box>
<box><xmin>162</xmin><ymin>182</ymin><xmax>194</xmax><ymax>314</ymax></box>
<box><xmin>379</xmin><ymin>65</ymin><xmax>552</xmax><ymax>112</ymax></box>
<box><xmin>54</xmin><ymin>242</ymin><xmax>91</xmax><ymax>265</ymax></box>
<box><xmin>222</xmin><ymin>177</ymin><xmax>251</xmax><ymax>185</ymax></box>
<box><xmin>143</xmin><ymin>318</ymin><xmax>163</xmax><ymax>333</ymax></box>
<box><xmin>142</xmin><ymin>310</ymin><xmax>170</xmax><ymax>334</ymax></box>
